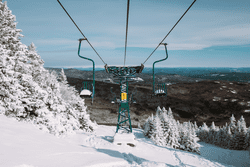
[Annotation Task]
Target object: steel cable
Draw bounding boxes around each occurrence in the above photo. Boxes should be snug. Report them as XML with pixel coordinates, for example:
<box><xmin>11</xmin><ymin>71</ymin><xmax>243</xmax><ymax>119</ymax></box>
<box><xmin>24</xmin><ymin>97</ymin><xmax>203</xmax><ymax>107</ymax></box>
<box><xmin>57</xmin><ymin>0</ymin><xmax>106</xmax><ymax>65</ymax></box>
<box><xmin>142</xmin><ymin>0</ymin><xmax>197</xmax><ymax>65</ymax></box>
<box><xmin>124</xmin><ymin>0</ymin><xmax>130</xmax><ymax>66</ymax></box>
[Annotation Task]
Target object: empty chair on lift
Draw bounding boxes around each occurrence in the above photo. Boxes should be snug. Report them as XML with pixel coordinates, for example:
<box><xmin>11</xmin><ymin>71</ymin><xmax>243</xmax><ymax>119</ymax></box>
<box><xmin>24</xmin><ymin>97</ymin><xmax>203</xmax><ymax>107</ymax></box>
<box><xmin>154</xmin><ymin>83</ymin><xmax>167</xmax><ymax>96</ymax></box>
<box><xmin>80</xmin><ymin>81</ymin><xmax>93</xmax><ymax>98</ymax></box>
<box><xmin>152</xmin><ymin>43</ymin><xmax>168</xmax><ymax>97</ymax></box>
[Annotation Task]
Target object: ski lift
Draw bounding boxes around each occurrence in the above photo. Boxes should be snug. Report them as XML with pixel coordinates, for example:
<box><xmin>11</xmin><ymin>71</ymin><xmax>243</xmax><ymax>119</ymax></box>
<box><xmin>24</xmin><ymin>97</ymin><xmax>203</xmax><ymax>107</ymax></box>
<box><xmin>57</xmin><ymin>0</ymin><xmax>197</xmax><ymax>146</ymax></box>
<box><xmin>78</xmin><ymin>38</ymin><xmax>95</xmax><ymax>104</ymax></box>
<box><xmin>153</xmin><ymin>43</ymin><xmax>168</xmax><ymax>97</ymax></box>
<box><xmin>80</xmin><ymin>81</ymin><xmax>93</xmax><ymax>97</ymax></box>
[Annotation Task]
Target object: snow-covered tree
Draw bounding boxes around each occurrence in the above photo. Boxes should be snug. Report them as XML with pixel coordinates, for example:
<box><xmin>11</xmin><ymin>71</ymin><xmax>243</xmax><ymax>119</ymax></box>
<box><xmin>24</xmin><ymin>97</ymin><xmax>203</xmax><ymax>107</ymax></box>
<box><xmin>0</xmin><ymin>1</ymin><xmax>95</xmax><ymax>135</ymax></box>
<box><xmin>232</xmin><ymin>116</ymin><xmax>247</xmax><ymax>150</ymax></box>
<box><xmin>143</xmin><ymin>107</ymin><xmax>200</xmax><ymax>153</ymax></box>
<box><xmin>226</xmin><ymin>126</ymin><xmax>233</xmax><ymax>149</ymax></box>
<box><xmin>244</xmin><ymin>128</ymin><xmax>250</xmax><ymax>150</ymax></box>
<box><xmin>161</xmin><ymin>111</ymin><xmax>180</xmax><ymax>149</ymax></box>
<box><xmin>208</xmin><ymin>122</ymin><xmax>218</xmax><ymax>144</ymax></box>
<box><xmin>143</xmin><ymin>114</ymin><xmax>154</xmax><ymax>138</ymax></box>
<box><xmin>197</xmin><ymin>122</ymin><xmax>210</xmax><ymax>143</ymax></box>
<box><xmin>151</xmin><ymin>115</ymin><xmax>165</xmax><ymax>146</ymax></box>
<box><xmin>229</xmin><ymin>114</ymin><xmax>237</xmax><ymax>135</ymax></box>
<box><xmin>156</xmin><ymin>106</ymin><xmax>162</xmax><ymax>116</ymax></box>
<box><xmin>179</xmin><ymin>121</ymin><xmax>200</xmax><ymax>153</ymax></box>
<box><xmin>193</xmin><ymin>121</ymin><xmax>198</xmax><ymax>132</ymax></box>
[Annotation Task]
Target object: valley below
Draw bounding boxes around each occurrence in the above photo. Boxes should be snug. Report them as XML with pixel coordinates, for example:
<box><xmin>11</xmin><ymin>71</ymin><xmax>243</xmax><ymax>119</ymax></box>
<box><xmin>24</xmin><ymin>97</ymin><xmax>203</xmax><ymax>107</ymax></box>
<box><xmin>48</xmin><ymin>68</ymin><xmax>250</xmax><ymax>128</ymax></box>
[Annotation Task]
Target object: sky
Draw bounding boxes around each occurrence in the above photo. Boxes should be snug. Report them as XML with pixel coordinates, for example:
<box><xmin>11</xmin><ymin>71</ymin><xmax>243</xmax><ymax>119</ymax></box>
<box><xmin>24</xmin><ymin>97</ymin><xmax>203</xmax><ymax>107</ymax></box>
<box><xmin>6</xmin><ymin>0</ymin><xmax>250</xmax><ymax>68</ymax></box>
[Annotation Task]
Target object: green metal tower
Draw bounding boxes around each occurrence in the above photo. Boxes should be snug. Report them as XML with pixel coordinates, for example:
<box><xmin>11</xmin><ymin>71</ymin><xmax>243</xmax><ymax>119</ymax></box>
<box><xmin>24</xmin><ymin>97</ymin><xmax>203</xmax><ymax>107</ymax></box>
<box><xmin>105</xmin><ymin>65</ymin><xmax>144</xmax><ymax>133</ymax></box>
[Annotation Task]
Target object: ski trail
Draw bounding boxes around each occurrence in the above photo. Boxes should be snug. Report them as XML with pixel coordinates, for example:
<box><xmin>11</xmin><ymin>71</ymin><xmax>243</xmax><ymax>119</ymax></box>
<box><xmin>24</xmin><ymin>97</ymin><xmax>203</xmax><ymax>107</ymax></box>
<box><xmin>173</xmin><ymin>150</ymin><xmax>186</xmax><ymax>167</ymax></box>
<box><xmin>83</xmin><ymin>134</ymin><xmax>113</xmax><ymax>148</ymax></box>
<box><xmin>121</xmin><ymin>152</ymin><xmax>168</xmax><ymax>167</ymax></box>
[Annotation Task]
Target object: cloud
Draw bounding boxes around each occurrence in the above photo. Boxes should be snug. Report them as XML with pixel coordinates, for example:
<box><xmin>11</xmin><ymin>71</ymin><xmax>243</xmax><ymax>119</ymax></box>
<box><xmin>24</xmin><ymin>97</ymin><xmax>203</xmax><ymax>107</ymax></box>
<box><xmin>34</xmin><ymin>38</ymin><xmax>77</xmax><ymax>46</ymax></box>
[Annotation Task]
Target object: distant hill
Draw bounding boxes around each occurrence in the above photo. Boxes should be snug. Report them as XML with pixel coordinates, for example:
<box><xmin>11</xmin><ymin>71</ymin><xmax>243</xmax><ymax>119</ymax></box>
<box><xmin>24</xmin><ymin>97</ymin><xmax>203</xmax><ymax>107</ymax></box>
<box><xmin>46</xmin><ymin>67</ymin><xmax>250</xmax><ymax>83</ymax></box>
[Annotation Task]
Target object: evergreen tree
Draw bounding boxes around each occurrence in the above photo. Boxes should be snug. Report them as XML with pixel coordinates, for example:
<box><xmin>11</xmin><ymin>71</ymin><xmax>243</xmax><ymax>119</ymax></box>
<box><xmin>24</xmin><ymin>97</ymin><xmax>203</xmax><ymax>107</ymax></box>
<box><xmin>226</xmin><ymin>126</ymin><xmax>233</xmax><ymax>149</ymax></box>
<box><xmin>143</xmin><ymin>114</ymin><xmax>154</xmax><ymax>138</ymax></box>
<box><xmin>151</xmin><ymin>115</ymin><xmax>165</xmax><ymax>146</ymax></box>
<box><xmin>194</xmin><ymin>121</ymin><xmax>198</xmax><ymax>132</ymax></box>
<box><xmin>244</xmin><ymin>128</ymin><xmax>250</xmax><ymax>150</ymax></box>
<box><xmin>214</xmin><ymin>128</ymin><xmax>224</xmax><ymax>147</ymax></box>
<box><xmin>143</xmin><ymin>107</ymin><xmax>200</xmax><ymax>153</ymax></box>
<box><xmin>229</xmin><ymin>114</ymin><xmax>237</xmax><ymax>135</ymax></box>
<box><xmin>233</xmin><ymin>116</ymin><xmax>247</xmax><ymax>150</ymax></box>
<box><xmin>0</xmin><ymin>1</ymin><xmax>95</xmax><ymax>135</ymax></box>
<box><xmin>59</xmin><ymin>68</ymin><xmax>67</xmax><ymax>84</ymax></box>
<box><xmin>156</xmin><ymin>106</ymin><xmax>162</xmax><ymax>116</ymax></box>
<box><xmin>179</xmin><ymin>121</ymin><xmax>200</xmax><ymax>153</ymax></box>
<box><xmin>208</xmin><ymin>122</ymin><xmax>218</xmax><ymax>144</ymax></box>
<box><xmin>198</xmin><ymin>122</ymin><xmax>210</xmax><ymax>143</ymax></box>
<box><xmin>161</xmin><ymin>111</ymin><xmax>180</xmax><ymax>148</ymax></box>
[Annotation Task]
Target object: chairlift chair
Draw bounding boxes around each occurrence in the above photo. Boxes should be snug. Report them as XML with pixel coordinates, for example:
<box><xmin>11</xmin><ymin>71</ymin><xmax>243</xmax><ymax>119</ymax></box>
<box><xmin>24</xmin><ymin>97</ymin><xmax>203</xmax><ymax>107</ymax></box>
<box><xmin>78</xmin><ymin>38</ymin><xmax>95</xmax><ymax>104</ymax></box>
<box><xmin>80</xmin><ymin>81</ymin><xmax>93</xmax><ymax>97</ymax></box>
<box><xmin>153</xmin><ymin>43</ymin><xmax>168</xmax><ymax>97</ymax></box>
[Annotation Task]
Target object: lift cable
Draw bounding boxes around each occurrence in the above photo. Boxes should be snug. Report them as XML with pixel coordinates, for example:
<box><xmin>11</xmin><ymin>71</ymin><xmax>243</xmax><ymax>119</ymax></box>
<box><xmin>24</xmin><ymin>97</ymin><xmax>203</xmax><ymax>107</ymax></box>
<box><xmin>142</xmin><ymin>0</ymin><xmax>197</xmax><ymax>65</ymax></box>
<box><xmin>57</xmin><ymin>0</ymin><xmax>106</xmax><ymax>65</ymax></box>
<box><xmin>124</xmin><ymin>0</ymin><xmax>130</xmax><ymax>66</ymax></box>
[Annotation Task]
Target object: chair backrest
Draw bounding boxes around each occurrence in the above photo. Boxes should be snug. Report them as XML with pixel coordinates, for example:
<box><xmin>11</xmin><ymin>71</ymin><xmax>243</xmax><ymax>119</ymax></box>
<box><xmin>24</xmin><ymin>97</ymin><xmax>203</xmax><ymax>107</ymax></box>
<box><xmin>154</xmin><ymin>83</ymin><xmax>167</xmax><ymax>96</ymax></box>
<box><xmin>81</xmin><ymin>81</ymin><xmax>93</xmax><ymax>91</ymax></box>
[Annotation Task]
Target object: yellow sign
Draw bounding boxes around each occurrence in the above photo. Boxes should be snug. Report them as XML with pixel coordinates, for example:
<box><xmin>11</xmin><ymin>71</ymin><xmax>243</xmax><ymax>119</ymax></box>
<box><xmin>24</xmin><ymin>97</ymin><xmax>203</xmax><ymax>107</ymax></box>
<box><xmin>121</xmin><ymin>93</ymin><xmax>127</xmax><ymax>101</ymax></box>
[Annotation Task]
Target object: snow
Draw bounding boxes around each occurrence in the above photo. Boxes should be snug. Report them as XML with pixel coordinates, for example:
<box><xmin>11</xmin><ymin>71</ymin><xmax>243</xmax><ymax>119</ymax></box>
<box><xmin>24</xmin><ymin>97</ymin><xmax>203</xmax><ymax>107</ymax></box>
<box><xmin>213</xmin><ymin>97</ymin><xmax>221</xmax><ymax>101</ymax></box>
<box><xmin>231</xmin><ymin>99</ymin><xmax>238</xmax><ymax>102</ymax></box>
<box><xmin>247</xmin><ymin>101</ymin><xmax>250</xmax><ymax>106</ymax></box>
<box><xmin>230</xmin><ymin>90</ymin><xmax>237</xmax><ymax>94</ymax></box>
<box><xmin>131</xmin><ymin>77</ymin><xmax>144</xmax><ymax>82</ymax></box>
<box><xmin>113</xmin><ymin>133</ymin><xmax>137</xmax><ymax>146</ymax></box>
<box><xmin>80</xmin><ymin>89</ymin><xmax>92</xmax><ymax>96</ymax></box>
<box><xmin>155</xmin><ymin>89</ymin><xmax>166</xmax><ymax>94</ymax></box>
<box><xmin>1</xmin><ymin>114</ymin><xmax>250</xmax><ymax>167</ymax></box>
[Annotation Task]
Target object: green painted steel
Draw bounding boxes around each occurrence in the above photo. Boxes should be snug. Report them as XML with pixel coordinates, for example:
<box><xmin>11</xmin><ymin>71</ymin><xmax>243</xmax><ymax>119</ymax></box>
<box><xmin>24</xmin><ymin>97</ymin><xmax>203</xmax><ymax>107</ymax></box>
<box><xmin>105</xmin><ymin>65</ymin><xmax>144</xmax><ymax>133</ymax></box>
<box><xmin>78</xmin><ymin>38</ymin><xmax>95</xmax><ymax>103</ymax></box>
<box><xmin>81</xmin><ymin>81</ymin><xmax>93</xmax><ymax>92</ymax></box>
<box><xmin>153</xmin><ymin>43</ymin><xmax>168</xmax><ymax>96</ymax></box>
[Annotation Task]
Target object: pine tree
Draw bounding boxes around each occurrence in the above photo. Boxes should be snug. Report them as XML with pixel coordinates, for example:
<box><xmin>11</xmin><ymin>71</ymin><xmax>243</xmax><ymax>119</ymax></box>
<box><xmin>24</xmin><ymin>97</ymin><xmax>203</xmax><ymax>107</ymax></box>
<box><xmin>226</xmin><ymin>126</ymin><xmax>233</xmax><ymax>149</ymax></box>
<box><xmin>244</xmin><ymin>128</ymin><xmax>250</xmax><ymax>150</ymax></box>
<box><xmin>194</xmin><ymin>121</ymin><xmax>198</xmax><ymax>132</ymax></box>
<box><xmin>229</xmin><ymin>114</ymin><xmax>237</xmax><ymax>135</ymax></box>
<box><xmin>208</xmin><ymin>122</ymin><xmax>218</xmax><ymax>144</ymax></box>
<box><xmin>151</xmin><ymin>115</ymin><xmax>165</xmax><ymax>146</ymax></box>
<box><xmin>143</xmin><ymin>107</ymin><xmax>200</xmax><ymax>153</ymax></box>
<box><xmin>161</xmin><ymin>110</ymin><xmax>180</xmax><ymax>148</ymax></box>
<box><xmin>0</xmin><ymin>1</ymin><xmax>95</xmax><ymax>135</ymax></box>
<box><xmin>59</xmin><ymin>68</ymin><xmax>67</xmax><ymax>84</ymax></box>
<box><xmin>220</xmin><ymin>123</ymin><xmax>229</xmax><ymax>148</ymax></box>
<box><xmin>143</xmin><ymin>114</ymin><xmax>154</xmax><ymax>138</ymax></box>
<box><xmin>156</xmin><ymin>106</ymin><xmax>162</xmax><ymax>116</ymax></box>
<box><xmin>179</xmin><ymin>121</ymin><xmax>200</xmax><ymax>153</ymax></box>
<box><xmin>198</xmin><ymin>122</ymin><xmax>210</xmax><ymax>143</ymax></box>
<box><xmin>233</xmin><ymin>116</ymin><xmax>247</xmax><ymax>150</ymax></box>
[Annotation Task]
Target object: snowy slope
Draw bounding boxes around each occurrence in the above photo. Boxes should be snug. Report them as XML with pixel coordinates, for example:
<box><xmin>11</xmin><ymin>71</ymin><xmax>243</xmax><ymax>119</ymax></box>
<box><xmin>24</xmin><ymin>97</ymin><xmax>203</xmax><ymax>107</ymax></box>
<box><xmin>0</xmin><ymin>114</ymin><xmax>249</xmax><ymax>167</ymax></box>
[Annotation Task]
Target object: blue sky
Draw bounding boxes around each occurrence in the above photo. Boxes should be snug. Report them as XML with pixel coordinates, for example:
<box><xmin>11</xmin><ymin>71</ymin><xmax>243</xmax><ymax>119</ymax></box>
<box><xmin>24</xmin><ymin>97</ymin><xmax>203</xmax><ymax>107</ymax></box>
<box><xmin>7</xmin><ymin>0</ymin><xmax>250</xmax><ymax>68</ymax></box>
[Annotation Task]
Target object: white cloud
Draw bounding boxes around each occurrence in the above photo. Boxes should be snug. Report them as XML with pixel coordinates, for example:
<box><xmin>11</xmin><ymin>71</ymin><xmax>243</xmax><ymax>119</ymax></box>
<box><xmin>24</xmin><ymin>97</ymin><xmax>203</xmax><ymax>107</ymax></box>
<box><xmin>35</xmin><ymin>38</ymin><xmax>77</xmax><ymax>45</ymax></box>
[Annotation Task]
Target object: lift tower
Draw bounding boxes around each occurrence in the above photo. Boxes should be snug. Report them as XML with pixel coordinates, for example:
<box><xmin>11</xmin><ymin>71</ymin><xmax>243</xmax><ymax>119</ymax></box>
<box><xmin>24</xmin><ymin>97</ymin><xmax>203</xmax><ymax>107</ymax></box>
<box><xmin>105</xmin><ymin>65</ymin><xmax>143</xmax><ymax>134</ymax></box>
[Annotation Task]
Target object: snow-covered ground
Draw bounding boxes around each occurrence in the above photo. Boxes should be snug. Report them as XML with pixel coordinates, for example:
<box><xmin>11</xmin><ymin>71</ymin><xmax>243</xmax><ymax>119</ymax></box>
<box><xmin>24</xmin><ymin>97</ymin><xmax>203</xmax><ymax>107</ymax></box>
<box><xmin>0</xmin><ymin>114</ymin><xmax>249</xmax><ymax>167</ymax></box>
